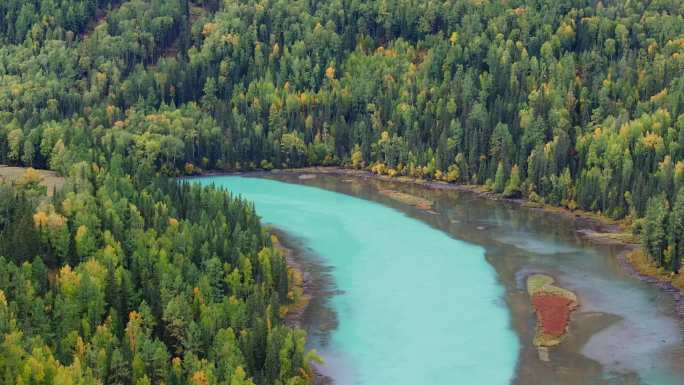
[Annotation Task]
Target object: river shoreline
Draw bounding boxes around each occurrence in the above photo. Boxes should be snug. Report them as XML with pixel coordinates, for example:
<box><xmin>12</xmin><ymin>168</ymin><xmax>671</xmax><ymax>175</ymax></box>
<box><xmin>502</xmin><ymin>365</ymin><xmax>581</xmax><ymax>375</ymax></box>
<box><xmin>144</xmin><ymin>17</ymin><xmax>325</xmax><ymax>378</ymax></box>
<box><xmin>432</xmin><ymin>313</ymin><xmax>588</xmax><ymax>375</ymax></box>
<box><xmin>192</xmin><ymin>168</ymin><xmax>684</xmax><ymax>384</ymax></box>
<box><xmin>295</xmin><ymin>166</ymin><xmax>684</xmax><ymax>316</ymax></box>
<box><xmin>268</xmin><ymin>228</ymin><xmax>338</xmax><ymax>385</ymax></box>
<box><xmin>193</xmin><ymin>166</ymin><xmax>684</xmax><ymax>310</ymax></box>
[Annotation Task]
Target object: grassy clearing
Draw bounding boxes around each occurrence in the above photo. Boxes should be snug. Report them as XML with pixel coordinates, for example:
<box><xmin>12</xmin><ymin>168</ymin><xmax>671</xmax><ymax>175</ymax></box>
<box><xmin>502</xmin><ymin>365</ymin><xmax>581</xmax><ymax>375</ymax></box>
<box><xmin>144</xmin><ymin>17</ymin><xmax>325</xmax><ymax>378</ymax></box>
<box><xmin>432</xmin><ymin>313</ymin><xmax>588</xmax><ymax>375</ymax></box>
<box><xmin>527</xmin><ymin>274</ymin><xmax>578</xmax><ymax>302</ymax></box>
<box><xmin>0</xmin><ymin>166</ymin><xmax>64</xmax><ymax>196</ymax></box>
<box><xmin>526</xmin><ymin>274</ymin><xmax>555</xmax><ymax>295</ymax></box>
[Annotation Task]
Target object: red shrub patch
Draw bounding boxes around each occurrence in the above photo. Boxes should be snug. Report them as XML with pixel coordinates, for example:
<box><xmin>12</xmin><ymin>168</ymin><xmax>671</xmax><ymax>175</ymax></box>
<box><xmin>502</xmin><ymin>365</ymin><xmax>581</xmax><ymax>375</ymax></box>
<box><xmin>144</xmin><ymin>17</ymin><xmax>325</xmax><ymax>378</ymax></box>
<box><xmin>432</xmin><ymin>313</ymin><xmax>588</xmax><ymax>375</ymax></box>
<box><xmin>531</xmin><ymin>294</ymin><xmax>574</xmax><ymax>337</ymax></box>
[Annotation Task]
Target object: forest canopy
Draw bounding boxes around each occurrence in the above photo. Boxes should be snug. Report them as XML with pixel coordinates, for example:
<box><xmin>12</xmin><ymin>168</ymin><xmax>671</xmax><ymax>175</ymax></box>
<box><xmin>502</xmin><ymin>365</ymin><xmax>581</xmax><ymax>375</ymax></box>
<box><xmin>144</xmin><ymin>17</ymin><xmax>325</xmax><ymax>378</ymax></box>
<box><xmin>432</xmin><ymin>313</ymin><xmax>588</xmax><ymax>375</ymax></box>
<box><xmin>2</xmin><ymin>0</ymin><xmax>684</xmax><ymax>384</ymax></box>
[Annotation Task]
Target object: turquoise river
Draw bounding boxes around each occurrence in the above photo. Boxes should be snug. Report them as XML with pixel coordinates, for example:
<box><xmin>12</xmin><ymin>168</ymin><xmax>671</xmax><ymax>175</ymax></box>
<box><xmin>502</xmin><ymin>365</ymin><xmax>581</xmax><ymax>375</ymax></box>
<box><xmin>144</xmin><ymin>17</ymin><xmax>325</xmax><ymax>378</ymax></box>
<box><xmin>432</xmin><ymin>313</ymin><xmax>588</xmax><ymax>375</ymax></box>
<box><xmin>195</xmin><ymin>173</ymin><xmax>684</xmax><ymax>385</ymax></box>
<box><xmin>196</xmin><ymin>175</ymin><xmax>519</xmax><ymax>385</ymax></box>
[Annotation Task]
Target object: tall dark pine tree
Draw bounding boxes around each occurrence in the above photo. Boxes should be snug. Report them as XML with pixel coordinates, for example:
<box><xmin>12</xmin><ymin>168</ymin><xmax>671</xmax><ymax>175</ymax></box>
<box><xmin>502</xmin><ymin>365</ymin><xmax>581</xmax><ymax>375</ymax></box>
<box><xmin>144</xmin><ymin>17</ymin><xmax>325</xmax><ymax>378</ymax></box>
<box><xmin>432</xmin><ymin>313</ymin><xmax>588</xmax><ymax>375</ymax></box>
<box><xmin>643</xmin><ymin>195</ymin><xmax>669</xmax><ymax>267</ymax></box>
<box><xmin>669</xmin><ymin>189</ymin><xmax>684</xmax><ymax>273</ymax></box>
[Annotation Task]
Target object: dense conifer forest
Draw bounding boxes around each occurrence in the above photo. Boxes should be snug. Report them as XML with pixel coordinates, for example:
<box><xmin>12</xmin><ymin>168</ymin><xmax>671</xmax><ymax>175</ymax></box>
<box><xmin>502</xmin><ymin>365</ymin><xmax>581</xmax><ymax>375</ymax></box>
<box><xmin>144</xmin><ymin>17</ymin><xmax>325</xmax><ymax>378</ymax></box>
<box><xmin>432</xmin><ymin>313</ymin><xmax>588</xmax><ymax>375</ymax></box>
<box><xmin>1</xmin><ymin>1</ymin><xmax>684</xmax><ymax>384</ymax></box>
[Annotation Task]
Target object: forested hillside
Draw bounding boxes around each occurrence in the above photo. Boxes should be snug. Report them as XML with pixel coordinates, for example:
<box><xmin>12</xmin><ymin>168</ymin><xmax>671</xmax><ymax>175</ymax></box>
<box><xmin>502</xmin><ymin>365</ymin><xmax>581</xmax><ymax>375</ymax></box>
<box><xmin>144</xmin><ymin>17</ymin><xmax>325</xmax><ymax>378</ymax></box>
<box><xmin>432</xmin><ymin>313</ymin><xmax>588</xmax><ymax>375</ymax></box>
<box><xmin>1</xmin><ymin>0</ymin><xmax>684</xmax><ymax>383</ymax></box>
<box><xmin>0</xmin><ymin>167</ymin><xmax>316</xmax><ymax>385</ymax></box>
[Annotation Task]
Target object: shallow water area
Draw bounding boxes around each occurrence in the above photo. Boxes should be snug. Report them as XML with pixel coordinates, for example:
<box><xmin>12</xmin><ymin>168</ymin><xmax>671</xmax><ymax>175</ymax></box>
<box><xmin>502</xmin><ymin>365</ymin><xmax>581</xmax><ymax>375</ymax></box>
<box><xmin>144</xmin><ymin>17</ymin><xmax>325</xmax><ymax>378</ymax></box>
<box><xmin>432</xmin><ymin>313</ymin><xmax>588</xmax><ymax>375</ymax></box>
<box><xmin>194</xmin><ymin>175</ymin><xmax>519</xmax><ymax>385</ymax></box>
<box><xmin>194</xmin><ymin>172</ymin><xmax>684</xmax><ymax>385</ymax></box>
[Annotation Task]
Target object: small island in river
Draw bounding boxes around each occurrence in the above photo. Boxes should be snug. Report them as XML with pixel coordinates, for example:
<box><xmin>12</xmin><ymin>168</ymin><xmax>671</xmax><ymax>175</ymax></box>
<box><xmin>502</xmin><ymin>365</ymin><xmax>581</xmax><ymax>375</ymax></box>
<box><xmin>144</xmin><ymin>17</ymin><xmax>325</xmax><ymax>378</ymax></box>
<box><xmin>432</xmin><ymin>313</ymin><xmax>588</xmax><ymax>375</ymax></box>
<box><xmin>526</xmin><ymin>274</ymin><xmax>579</xmax><ymax>350</ymax></box>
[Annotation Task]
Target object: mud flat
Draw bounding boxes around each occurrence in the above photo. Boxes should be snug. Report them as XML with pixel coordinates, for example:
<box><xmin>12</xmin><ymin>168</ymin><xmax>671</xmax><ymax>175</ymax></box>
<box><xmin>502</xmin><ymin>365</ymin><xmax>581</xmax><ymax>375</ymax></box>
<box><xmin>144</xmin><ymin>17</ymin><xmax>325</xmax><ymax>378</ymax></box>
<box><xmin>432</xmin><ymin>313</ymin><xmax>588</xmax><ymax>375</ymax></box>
<box><xmin>377</xmin><ymin>189</ymin><xmax>434</xmax><ymax>211</ymax></box>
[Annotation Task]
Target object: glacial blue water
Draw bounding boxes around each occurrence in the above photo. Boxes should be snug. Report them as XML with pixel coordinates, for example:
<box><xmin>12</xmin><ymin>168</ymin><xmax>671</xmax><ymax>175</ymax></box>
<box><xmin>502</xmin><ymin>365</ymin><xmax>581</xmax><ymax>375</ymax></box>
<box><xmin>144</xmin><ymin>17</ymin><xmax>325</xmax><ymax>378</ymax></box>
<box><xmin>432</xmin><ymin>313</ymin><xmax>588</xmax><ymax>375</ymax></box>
<box><xmin>195</xmin><ymin>176</ymin><xmax>519</xmax><ymax>385</ymax></box>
